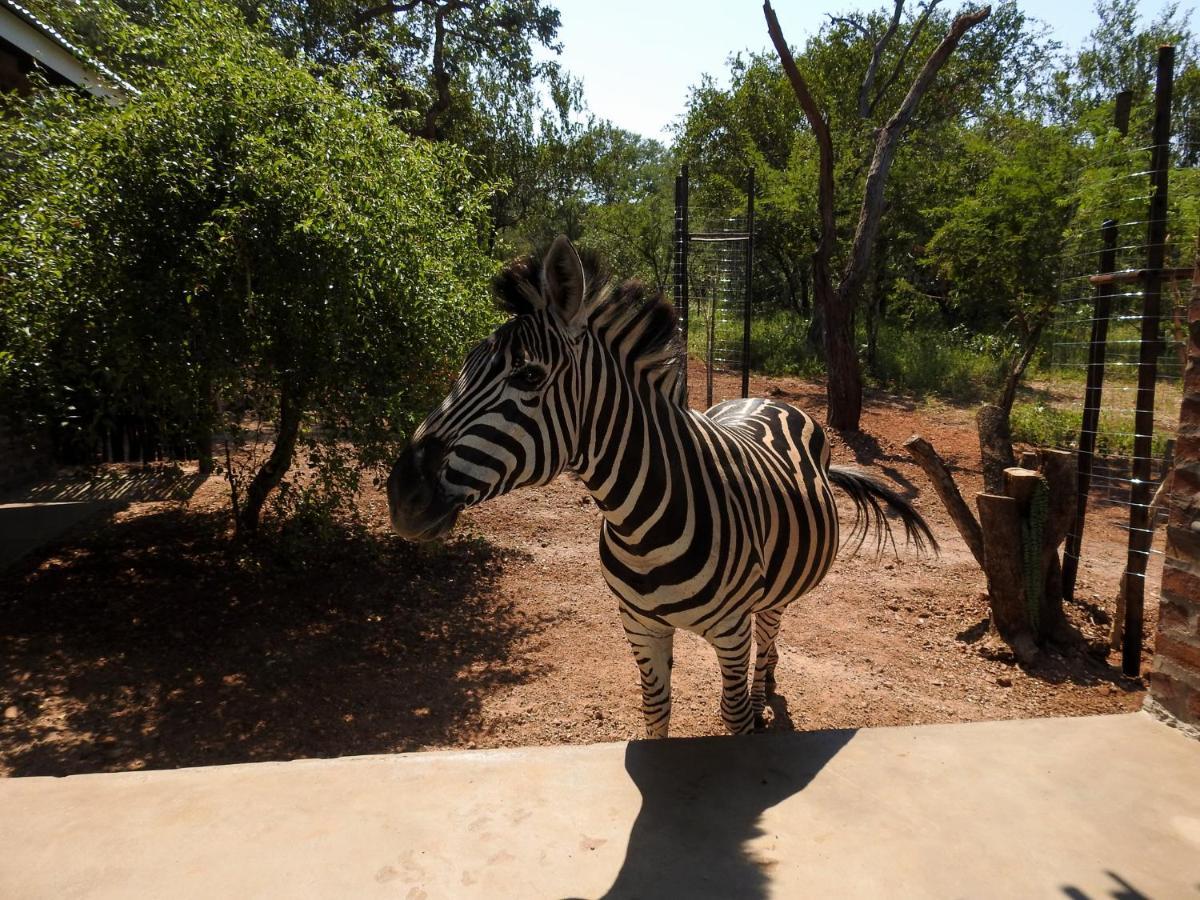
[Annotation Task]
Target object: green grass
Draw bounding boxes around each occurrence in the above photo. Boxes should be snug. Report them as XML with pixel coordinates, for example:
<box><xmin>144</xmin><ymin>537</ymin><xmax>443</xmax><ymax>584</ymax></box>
<box><xmin>1009</xmin><ymin>400</ymin><xmax>1173</xmax><ymax>459</ymax></box>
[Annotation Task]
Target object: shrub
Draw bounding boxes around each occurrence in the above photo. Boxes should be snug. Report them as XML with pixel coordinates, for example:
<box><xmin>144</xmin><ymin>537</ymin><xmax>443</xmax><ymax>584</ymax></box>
<box><xmin>0</xmin><ymin>2</ymin><xmax>497</xmax><ymax>534</ymax></box>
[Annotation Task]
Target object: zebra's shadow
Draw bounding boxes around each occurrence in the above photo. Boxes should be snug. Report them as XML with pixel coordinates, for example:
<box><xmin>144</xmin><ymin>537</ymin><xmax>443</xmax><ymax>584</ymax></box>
<box><xmin>591</xmin><ymin>723</ymin><xmax>856</xmax><ymax>899</ymax></box>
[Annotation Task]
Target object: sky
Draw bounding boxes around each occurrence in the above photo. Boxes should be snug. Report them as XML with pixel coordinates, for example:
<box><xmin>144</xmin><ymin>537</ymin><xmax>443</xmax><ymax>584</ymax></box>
<box><xmin>537</xmin><ymin>0</ymin><xmax>1183</xmax><ymax>140</ymax></box>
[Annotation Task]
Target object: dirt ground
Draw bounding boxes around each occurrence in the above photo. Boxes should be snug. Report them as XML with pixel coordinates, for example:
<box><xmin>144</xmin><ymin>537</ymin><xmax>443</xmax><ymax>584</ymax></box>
<box><xmin>0</xmin><ymin>363</ymin><xmax>1154</xmax><ymax>777</ymax></box>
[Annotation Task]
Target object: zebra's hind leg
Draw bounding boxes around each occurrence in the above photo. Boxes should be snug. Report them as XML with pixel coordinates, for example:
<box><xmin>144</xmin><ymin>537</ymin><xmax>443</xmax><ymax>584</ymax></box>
<box><xmin>622</xmin><ymin>611</ymin><xmax>674</xmax><ymax>739</ymax></box>
<box><xmin>752</xmin><ymin>609</ymin><xmax>784</xmax><ymax>729</ymax></box>
<box><xmin>711</xmin><ymin>617</ymin><xmax>755</xmax><ymax>735</ymax></box>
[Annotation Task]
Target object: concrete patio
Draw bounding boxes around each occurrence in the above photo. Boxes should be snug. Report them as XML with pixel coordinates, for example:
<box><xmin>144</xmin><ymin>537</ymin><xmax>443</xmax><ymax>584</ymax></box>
<box><xmin>1</xmin><ymin>712</ymin><xmax>1197</xmax><ymax>899</ymax></box>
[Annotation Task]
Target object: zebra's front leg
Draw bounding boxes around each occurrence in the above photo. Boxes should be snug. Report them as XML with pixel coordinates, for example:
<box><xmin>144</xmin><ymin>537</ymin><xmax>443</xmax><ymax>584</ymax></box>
<box><xmin>752</xmin><ymin>609</ymin><xmax>783</xmax><ymax>729</ymax></box>
<box><xmin>622</xmin><ymin>611</ymin><xmax>674</xmax><ymax>739</ymax></box>
<box><xmin>711</xmin><ymin>617</ymin><xmax>755</xmax><ymax>735</ymax></box>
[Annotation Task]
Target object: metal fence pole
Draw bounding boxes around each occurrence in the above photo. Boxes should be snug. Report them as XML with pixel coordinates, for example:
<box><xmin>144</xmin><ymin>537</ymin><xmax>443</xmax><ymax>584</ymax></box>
<box><xmin>1122</xmin><ymin>45</ymin><xmax>1175</xmax><ymax>677</ymax></box>
<box><xmin>1063</xmin><ymin>90</ymin><xmax>1133</xmax><ymax>603</ymax></box>
<box><xmin>674</xmin><ymin>173</ymin><xmax>685</xmax><ymax>401</ymax></box>
<box><xmin>681</xmin><ymin>165</ymin><xmax>690</xmax><ymax>404</ymax></box>
<box><xmin>742</xmin><ymin>168</ymin><xmax>755</xmax><ymax>400</ymax></box>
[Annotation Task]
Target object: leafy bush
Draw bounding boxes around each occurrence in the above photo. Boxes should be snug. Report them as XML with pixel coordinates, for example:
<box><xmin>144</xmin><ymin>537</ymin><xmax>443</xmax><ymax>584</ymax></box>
<box><xmin>0</xmin><ymin>2</ymin><xmax>497</xmax><ymax>533</ymax></box>
<box><xmin>749</xmin><ymin>309</ymin><xmax>825</xmax><ymax>378</ymax></box>
<box><xmin>730</xmin><ymin>308</ymin><xmax>1003</xmax><ymax>400</ymax></box>
<box><xmin>869</xmin><ymin>322</ymin><xmax>1007</xmax><ymax>401</ymax></box>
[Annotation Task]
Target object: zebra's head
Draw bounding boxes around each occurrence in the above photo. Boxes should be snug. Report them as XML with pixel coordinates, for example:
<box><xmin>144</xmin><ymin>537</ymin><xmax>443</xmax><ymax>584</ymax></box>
<box><xmin>388</xmin><ymin>235</ymin><xmax>610</xmax><ymax>541</ymax></box>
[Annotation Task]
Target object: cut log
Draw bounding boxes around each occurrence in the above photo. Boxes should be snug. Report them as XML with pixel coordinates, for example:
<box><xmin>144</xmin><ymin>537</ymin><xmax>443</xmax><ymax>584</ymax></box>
<box><xmin>903</xmin><ymin>434</ymin><xmax>984</xmax><ymax>567</ymax></box>
<box><xmin>1039</xmin><ymin>449</ymin><xmax>1077</xmax><ymax>552</ymax></box>
<box><xmin>1036</xmin><ymin>449</ymin><xmax>1076</xmax><ymax>637</ymax></box>
<box><xmin>1019</xmin><ymin>450</ymin><xmax>1040</xmax><ymax>469</ymax></box>
<box><xmin>976</xmin><ymin>492</ymin><xmax>1039</xmax><ymax>663</ymax></box>
<box><xmin>1003</xmin><ymin>467</ymin><xmax>1042</xmax><ymax>511</ymax></box>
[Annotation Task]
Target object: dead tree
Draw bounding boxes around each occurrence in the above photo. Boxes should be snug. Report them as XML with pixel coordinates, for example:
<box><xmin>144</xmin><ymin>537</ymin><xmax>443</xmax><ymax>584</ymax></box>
<box><xmin>763</xmin><ymin>1</ymin><xmax>991</xmax><ymax>431</ymax></box>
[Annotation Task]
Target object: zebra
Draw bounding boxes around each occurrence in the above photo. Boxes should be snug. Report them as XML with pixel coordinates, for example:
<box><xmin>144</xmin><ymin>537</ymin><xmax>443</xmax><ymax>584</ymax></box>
<box><xmin>388</xmin><ymin>235</ymin><xmax>936</xmax><ymax>737</ymax></box>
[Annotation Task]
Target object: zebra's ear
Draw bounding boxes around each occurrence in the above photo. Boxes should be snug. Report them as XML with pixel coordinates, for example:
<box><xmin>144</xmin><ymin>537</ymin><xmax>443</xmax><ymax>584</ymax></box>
<box><xmin>542</xmin><ymin>234</ymin><xmax>587</xmax><ymax>332</ymax></box>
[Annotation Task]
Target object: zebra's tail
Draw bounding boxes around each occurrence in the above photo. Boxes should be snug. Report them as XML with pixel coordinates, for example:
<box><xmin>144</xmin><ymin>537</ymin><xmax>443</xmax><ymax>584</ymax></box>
<box><xmin>827</xmin><ymin>465</ymin><xmax>939</xmax><ymax>557</ymax></box>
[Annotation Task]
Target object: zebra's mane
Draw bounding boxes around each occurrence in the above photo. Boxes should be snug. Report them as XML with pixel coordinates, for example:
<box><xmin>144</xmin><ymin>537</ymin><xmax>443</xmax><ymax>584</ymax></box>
<box><xmin>492</xmin><ymin>247</ymin><xmax>685</xmax><ymax>402</ymax></box>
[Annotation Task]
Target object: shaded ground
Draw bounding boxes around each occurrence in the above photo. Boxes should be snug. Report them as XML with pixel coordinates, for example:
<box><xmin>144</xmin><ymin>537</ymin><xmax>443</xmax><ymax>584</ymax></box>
<box><xmin>0</xmin><ymin>364</ymin><xmax>1154</xmax><ymax>776</ymax></box>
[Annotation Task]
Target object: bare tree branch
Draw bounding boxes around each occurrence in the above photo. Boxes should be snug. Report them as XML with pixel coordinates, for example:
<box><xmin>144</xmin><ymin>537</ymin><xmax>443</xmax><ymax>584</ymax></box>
<box><xmin>827</xmin><ymin>14</ymin><xmax>871</xmax><ymax>38</ymax></box>
<box><xmin>356</xmin><ymin>0</ymin><xmax>422</xmax><ymax>27</ymax></box>
<box><xmin>763</xmin><ymin>1</ymin><xmax>836</xmax><ymax>272</ymax></box>
<box><xmin>859</xmin><ymin>0</ymin><xmax>904</xmax><ymax>119</ymax></box>
<box><xmin>839</xmin><ymin>5</ymin><xmax>991</xmax><ymax>305</ymax></box>
<box><xmin>869</xmin><ymin>0</ymin><xmax>941</xmax><ymax>116</ymax></box>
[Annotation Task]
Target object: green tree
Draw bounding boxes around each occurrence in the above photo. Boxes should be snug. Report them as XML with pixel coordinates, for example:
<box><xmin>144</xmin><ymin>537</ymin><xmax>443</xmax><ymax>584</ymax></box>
<box><xmin>25</xmin><ymin>0</ymin><xmax>578</xmax><ymax>252</ymax></box>
<box><xmin>925</xmin><ymin>120</ymin><xmax>1082</xmax><ymax>417</ymax></box>
<box><xmin>763</xmin><ymin>1</ymin><xmax>1065</xmax><ymax>430</ymax></box>
<box><xmin>0</xmin><ymin>1</ymin><xmax>495</xmax><ymax>534</ymax></box>
<box><xmin>578</xmin><ymin>126</ymin><xmax>675</xmax><ymax>292</ymax></box>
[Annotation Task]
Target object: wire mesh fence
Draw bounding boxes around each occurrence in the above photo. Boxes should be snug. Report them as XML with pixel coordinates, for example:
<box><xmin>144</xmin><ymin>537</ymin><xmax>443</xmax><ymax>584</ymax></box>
<box><xmin>1043</xmin><ymin>67</ymin><xmax>1197</xmax><ymax>671</ymax></box>
<box><xmin>673</xmin><ymin>167</ymin><xmax>754</xmax><ymax>408</ymax></box>
<box><xmin>688</xmin><ymin>210</ymin><xmax>751</xmax><ymax>405</ymax></box>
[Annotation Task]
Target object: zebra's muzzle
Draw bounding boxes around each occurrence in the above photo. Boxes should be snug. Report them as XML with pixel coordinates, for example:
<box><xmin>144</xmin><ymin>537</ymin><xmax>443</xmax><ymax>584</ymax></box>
<box><xmin>387</xmin><ymin>437</ymin><xmax>462</xmax><ymax>542</ymax></box>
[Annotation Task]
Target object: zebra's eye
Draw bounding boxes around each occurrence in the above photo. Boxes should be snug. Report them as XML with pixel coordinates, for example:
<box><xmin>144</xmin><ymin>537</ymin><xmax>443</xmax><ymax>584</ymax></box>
<box><xmin>510</xmin><ymin>363</ymin><xmax>547</xmax><ymax>391</ymax></box>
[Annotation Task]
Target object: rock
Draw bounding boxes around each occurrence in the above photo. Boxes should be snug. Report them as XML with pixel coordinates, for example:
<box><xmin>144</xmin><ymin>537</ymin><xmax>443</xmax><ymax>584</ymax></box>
<box><xmin>996</xmin><ymin>676</ymin><xmax>1013</xmax><ymax>687</ymax></box>
<box><xmin>3</xmin><ymin>706</ymin><xmax>17</xmax><ymax>720</ymax></box>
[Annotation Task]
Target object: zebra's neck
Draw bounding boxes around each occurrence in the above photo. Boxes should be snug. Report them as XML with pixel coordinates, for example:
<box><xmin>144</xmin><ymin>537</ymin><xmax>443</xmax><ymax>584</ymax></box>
<box><xmin>571</xmin><ymin>331</ymin><xmax>693</xmax><ymax>544</ymax></box>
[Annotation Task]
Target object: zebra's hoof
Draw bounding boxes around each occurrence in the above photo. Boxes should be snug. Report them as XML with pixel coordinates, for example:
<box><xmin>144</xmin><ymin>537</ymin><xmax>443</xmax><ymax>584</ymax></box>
<box><xmin>753</xmin><ymin>706</ymin><xmax>774</xmax><ymax>731</ymax></box>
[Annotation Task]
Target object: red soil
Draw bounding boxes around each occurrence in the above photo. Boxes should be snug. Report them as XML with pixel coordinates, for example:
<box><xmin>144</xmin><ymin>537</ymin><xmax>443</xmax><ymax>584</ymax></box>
<box><xmin>0</xmin><ymin>363</ymin><xmax>1152</xmax><ymax>776</ymax></box>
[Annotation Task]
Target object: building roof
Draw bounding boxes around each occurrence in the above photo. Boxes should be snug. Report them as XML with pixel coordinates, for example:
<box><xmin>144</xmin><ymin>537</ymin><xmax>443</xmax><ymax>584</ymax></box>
<box><xmin>0</xmin><ymin>0</ymin><xmax>137</xmax><ymax>104</ymax></box>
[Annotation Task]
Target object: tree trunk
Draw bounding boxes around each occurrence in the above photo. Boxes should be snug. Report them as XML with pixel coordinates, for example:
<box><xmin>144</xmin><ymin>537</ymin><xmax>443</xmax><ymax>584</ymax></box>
<box><xmin>764</xmin><ymin>1</ymin><xmax>988</xmax><ymax>436</ymax></box>
<box><xmin>420</xmin><ymin>5</ymin><xmax>452</xmax><ymax>140</ymax></box>
<box><xmin>997</xmin><ymin>333</ymin><xmax>1042</xmax><ymax>419</ymax></box>
<box><xmin>822</xmin><ymin>270</ymin><xmax>863</xmax><ymax>431</ymax></box>
<box><xmin>1036</xmin><ymin>449</ymin><xmax>1077</xmax><ymax>640</ymax></box>
<box><xmin>196</xmin><ymin>430</ymin><xmax>215</xmax><ymax>475</ymax></box>
<box><xmin>800</xmin><ymin>261</ymin><xmax>810</xmax><ymax>316</ymax></box>
<box><xmin>236</xmin><ymin>387</ymin><xmax>303</xmax><ymax>536</ymax></box>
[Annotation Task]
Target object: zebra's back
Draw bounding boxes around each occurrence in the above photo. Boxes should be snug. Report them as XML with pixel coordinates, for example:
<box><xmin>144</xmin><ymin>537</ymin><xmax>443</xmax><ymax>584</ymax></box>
<box><xmin>599</xmin><ymin>397</ymin><xmax>840</xmax><ymax>634</ymax></box>
<box><xmin>703</xmin><ymin>398</ymin><xmax>839</xmax><ymax>609</ymax></box>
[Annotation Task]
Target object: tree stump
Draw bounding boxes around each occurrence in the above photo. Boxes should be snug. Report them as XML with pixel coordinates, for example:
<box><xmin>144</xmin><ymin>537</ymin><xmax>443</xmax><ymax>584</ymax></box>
<box><xmin>977</xmin><ymin>492</ymin><xmax>1039</xmax><ymax>663</ymax></box>
<box><xmin>909</xmin><ymin>432</ymin><xmax>1078</xmax><ymax>663</ymax></box>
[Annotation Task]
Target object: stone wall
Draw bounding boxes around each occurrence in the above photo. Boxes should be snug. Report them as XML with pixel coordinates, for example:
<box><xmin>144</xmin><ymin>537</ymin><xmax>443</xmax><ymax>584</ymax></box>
<box><xmin>1145</xmin><ymin>254</ymin><xmax>1200</xmax><ymax>737</ymax></box>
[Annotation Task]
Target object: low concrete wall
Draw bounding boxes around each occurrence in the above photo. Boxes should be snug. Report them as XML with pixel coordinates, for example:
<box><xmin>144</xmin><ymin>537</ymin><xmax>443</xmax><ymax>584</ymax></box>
<box><xmin>1</xmin><ymin>714</ymin><xmax>1198</xmax><ymax>899</ymax></box>
<box><xmin>1146</xmin><ymin>255</ymin><xmax>1200</xmax><ymax>735</ymax></box>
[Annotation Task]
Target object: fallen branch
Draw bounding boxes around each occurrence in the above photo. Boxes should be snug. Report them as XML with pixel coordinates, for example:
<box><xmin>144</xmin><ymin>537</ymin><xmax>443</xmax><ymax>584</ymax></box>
<box><xmin>904</xmin><ymin>434</ymin><xmax>984</xmax><ymax>566</ymax></box>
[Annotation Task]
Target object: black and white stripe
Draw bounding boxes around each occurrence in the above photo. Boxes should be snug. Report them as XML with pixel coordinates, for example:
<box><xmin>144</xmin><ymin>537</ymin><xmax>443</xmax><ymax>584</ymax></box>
<box><xmin>389</xmin><ymin>236</ymin><xmax>935</xmax><ymax>736</ymax></box>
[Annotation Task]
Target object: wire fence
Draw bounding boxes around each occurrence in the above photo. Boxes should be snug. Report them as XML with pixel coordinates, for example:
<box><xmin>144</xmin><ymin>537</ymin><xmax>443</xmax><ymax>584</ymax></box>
<box><xmin>673</xmin><ymin>167</ymin><xmax>755</xmax><ymax>408</ymax></box>
<box><xmin>687</xmin><ymin>210</ymin><xmax>751</xmax><ymax>403</ymax></box>
<box><xmin>1044</xmin><ymin>80</ymin><xmax>1197</xmax><ymax>669</ymax></box>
